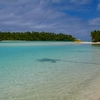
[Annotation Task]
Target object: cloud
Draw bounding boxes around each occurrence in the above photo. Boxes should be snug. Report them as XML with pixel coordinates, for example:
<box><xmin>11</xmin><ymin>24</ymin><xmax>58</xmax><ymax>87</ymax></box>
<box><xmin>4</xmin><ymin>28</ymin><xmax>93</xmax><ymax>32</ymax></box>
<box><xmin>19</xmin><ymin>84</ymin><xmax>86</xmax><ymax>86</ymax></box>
<box><xmin>51</xmin><ymin>0</ymin><xmax>62</xmax><ymax>3</ymax></box>
<box><xmin>88</xmin><ymin>18</ymin><xmax>100</xmax><ymax>26</ymax></box>
<box><xmin>70</xmin><ymin>0</ymin><xmax>92</xmax><ymax>5</ymax></box>
<box><xmin>0</xmin><ymin>0</ymin><xmax>99</xmax><ymax>40</ymax></box>
<box><xmin>97</xmin><ymin>3</ymin><xmax>100</xmax><ymax>10</ymax></box>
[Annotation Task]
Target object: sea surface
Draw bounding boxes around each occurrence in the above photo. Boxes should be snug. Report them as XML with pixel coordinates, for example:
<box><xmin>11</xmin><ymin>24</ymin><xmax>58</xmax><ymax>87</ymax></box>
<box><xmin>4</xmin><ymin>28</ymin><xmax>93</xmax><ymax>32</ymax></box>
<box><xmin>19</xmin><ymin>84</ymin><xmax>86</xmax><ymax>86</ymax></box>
<box><xmin>0</xmin><ymin>41</ymin><xmax>100</xmax><ymax>100</ymax></box>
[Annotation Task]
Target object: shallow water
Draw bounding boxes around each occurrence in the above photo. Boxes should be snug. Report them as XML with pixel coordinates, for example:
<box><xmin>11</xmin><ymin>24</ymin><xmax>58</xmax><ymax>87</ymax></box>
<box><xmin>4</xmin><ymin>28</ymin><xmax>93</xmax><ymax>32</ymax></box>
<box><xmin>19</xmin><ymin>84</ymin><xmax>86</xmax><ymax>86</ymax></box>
<box><xmin>0</xmin><ymin>41</ymin><xmax>100</xmax><ymax>100</ymax></box>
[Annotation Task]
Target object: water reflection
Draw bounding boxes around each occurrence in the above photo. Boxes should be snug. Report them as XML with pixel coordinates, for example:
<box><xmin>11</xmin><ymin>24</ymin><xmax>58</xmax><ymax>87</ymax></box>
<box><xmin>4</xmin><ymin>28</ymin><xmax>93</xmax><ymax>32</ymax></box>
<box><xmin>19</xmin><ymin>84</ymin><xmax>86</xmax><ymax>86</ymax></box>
<box><xmin>91</xmin><ymin>44</ymin><xmax>100</xmax><ymax>47</ymax></box>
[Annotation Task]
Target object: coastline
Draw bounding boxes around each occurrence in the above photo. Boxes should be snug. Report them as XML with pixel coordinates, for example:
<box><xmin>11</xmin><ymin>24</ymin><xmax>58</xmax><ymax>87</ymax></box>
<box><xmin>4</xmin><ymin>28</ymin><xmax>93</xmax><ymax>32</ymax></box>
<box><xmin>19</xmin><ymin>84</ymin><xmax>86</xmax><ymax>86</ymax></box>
<box><xmin>1</xmin><ymin>41</ymin><xmax>100</xmax><ymax>47</ymax></box>
<box><xmin>1</xmin><ymin>40</ymin><xmax>100</xmax><ymax>44</ymax></box>
<box><xmin>80</xmin><ymin>42</ymin><xmax>100</xmax><ymax>44</ymax></box>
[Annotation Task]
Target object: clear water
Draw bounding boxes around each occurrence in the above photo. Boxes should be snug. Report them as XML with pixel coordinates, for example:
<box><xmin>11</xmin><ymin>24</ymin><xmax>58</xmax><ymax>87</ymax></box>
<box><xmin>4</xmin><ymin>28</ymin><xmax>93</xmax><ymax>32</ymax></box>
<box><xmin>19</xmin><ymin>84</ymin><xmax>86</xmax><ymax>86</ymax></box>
<box><xmin>0</xmin><ymin>41</ymin><xmax>100</xmax><ymax>100</ymax></box>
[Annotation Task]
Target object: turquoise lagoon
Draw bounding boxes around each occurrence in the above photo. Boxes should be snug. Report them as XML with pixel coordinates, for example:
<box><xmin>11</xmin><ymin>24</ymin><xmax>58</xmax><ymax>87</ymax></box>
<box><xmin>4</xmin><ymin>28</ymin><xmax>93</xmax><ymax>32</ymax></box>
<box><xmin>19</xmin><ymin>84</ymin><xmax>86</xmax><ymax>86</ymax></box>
<box><xmin>0</xmin><ymin>41</ymin><xmax>100</xmax><ymax>100</ymax></box>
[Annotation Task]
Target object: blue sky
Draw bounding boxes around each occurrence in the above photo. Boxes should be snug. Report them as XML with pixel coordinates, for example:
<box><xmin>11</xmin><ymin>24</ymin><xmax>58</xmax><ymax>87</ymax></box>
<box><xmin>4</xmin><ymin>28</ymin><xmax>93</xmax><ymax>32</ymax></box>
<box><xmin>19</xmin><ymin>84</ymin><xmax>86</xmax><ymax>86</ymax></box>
<box><xmin>0</xmin><ymin>0</ymin><xmax>100</xmax><ymax>40</ymax></box>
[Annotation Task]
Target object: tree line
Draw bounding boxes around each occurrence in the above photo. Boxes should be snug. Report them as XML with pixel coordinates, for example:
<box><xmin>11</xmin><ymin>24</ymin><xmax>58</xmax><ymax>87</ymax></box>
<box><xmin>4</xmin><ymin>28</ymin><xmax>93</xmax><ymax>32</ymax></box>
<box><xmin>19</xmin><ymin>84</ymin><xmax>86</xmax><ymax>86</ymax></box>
<box><xmin>0</xmin><ymin>31</ymin><xmax>76</xmax><ymax>41</ymax></box>
<box><xmin>90</xmin><ymin>30</ymin><xmax>100</xmax><ymax>42</ymax></box>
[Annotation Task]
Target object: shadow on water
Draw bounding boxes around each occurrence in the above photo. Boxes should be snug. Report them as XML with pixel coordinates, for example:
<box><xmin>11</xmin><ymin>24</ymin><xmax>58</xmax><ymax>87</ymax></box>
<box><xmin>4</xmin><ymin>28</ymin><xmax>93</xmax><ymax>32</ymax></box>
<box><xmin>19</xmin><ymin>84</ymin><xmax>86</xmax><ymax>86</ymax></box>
<box><xmin>36</xmin><ymin>58</ymin><xmax>100</xmax><ymax>65</ymax></box>
<box><xmin>91</xmin><ymin>44</ymin><xmax>100</xmax><ymax>47</ymax></box>
<box><xmin>63</xmin><ymin>60</ymin><xmax>100</xmax><ymax>65</ymax></box>
<box><xmin>36</xmin><ymin>58</ymin><xmax>61</xmax><ymax>63</ymax></box>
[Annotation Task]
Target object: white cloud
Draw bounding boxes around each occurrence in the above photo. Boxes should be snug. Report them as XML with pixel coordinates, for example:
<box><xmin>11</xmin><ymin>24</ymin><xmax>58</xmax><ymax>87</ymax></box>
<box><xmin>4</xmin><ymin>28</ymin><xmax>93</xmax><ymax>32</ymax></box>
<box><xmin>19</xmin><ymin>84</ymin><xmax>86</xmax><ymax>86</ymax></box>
<box><xmin>88</xmin><ymin>18</ymin><xmax>100</xmax><ymax>26</ymax></box>
<box><xmin>70</xmin><ymin>0</ymin><xmax>92</xmax><ymax>5</ymax></box>
<box><xmin>97</xmin><ymin>3</ymin><xmax>100</xmax><ymax>10</ymax></box>
<box><xmin>0</xmin><ymin>0</ymin><xmax>99</xmax><ymax>40</ymax></box>
<box><xmin>51</xmin><ymin>0</ymin><xmax>62</xmax><ymax>3</ymax></box>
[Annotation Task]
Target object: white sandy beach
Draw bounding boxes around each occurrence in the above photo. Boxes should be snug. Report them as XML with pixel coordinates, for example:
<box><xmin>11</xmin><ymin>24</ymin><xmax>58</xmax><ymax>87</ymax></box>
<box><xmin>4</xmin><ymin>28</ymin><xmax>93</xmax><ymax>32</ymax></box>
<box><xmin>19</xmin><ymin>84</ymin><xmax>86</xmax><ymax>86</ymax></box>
<box><xmin>80</xmin><ymin>42</ymin><xmax>100</xmax><ymax>44</ymax></box>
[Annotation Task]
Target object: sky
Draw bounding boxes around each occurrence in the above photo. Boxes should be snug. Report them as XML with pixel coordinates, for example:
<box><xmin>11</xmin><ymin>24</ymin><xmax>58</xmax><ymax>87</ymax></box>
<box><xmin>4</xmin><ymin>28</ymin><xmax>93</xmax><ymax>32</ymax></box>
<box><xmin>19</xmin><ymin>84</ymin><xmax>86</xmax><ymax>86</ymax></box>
<box><xmin>0</xmin><ymin>0</ymin><xmax>100</xmax><ymax>41</ymax></box>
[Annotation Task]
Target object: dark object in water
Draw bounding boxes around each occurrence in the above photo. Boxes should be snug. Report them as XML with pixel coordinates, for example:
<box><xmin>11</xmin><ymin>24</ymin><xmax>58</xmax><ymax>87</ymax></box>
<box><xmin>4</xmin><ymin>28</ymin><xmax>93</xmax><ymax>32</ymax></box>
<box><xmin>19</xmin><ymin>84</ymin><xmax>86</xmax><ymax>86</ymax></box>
<box><xmin>37</xmin><ymin>58</ymin><xmax>60</xmax><ymax>63</ymax></box>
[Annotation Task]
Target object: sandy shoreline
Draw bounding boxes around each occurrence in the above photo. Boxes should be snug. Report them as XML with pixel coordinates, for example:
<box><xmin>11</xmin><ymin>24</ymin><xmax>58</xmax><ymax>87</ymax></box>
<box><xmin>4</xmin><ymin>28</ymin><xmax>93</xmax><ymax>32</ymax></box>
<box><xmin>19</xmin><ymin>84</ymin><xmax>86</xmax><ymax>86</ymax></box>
<box><xmin>1</xmin><ymin>40</ymin><xmax>100</xmax><ymax>44</ymax></box>
<box><xmin>80</xmin><ymin>42</ymin><xmax>100</xmax><ymax>44</ymax></box>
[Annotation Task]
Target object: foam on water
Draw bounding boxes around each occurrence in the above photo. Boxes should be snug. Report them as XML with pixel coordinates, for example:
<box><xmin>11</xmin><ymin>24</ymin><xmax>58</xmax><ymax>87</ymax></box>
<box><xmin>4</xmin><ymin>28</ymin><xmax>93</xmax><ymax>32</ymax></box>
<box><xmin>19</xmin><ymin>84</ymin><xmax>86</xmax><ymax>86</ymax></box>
<box><xmin>0</xmin><ymin>41</ymin><xmax>100</xmax><ymax>100</ymax></box>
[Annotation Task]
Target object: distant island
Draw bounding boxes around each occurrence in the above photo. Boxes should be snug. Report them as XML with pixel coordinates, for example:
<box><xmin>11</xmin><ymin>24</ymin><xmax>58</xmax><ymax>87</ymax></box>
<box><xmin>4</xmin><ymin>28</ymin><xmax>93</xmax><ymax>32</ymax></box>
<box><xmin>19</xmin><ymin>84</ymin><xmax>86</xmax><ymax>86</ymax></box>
<box><xmin>0</xmin><ymin>31</ymin><xmax>76</xmax><ymax>41</ymax></box>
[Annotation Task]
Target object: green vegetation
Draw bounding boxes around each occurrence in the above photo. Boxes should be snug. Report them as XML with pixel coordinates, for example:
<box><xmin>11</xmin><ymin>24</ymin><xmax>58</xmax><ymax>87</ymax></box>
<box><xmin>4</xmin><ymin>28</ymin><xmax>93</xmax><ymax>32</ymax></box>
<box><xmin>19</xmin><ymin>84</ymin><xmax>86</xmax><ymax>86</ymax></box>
<box><xmin>90</xmin><ymin>30</ymin><xmax>100</xmax><ymax>42</ymax></box>
<box><xmin>0</xmin><ymin>31</ymin><xmax>76</xmax><ymax>41</ymax></box>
